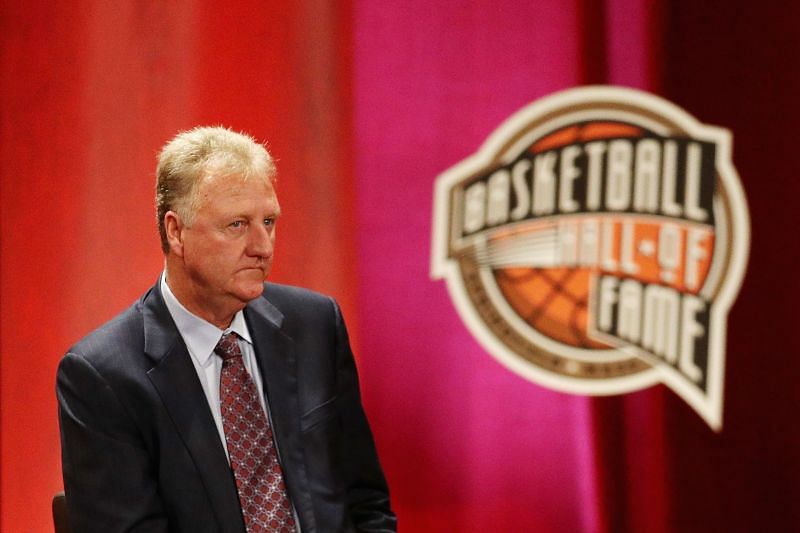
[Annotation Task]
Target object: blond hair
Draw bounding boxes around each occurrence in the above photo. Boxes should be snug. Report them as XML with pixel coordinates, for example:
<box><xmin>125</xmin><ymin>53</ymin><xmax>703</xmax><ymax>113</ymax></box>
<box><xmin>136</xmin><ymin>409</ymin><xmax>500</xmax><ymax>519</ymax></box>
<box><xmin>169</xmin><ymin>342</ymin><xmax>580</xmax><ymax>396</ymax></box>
<box><xmin>155</xmin><ymin>126</ymin><xmax>276</xmax><ymax>253</ymax></box>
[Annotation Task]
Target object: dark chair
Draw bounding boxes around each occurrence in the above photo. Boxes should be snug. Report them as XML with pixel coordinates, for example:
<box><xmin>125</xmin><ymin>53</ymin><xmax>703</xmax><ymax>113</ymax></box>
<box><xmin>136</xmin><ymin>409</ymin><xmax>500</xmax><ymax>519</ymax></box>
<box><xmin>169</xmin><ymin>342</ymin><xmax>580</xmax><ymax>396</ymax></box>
<box><xmin>53</xmin><ymin>492</ymin><xmax>71</xmax><ymax>533</ymax></box>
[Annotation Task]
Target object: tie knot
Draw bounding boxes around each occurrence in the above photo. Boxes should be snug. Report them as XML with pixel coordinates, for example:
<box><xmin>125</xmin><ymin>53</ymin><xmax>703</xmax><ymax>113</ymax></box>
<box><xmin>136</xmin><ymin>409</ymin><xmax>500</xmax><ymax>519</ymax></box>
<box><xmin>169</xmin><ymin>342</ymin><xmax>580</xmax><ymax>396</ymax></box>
<box><xmin>214</xmin><ymin>332</ymin><xmax>243</xmax><ymax>361</ymax></box>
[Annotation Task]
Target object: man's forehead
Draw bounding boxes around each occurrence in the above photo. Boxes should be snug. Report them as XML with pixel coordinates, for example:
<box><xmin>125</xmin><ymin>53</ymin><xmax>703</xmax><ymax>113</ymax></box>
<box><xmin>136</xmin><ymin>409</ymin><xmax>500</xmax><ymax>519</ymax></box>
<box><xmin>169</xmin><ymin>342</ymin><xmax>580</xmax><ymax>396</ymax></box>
<box><xmin>195</xmin><ymin>172</ymin><xmax>279</xmax><ymax>211</ymax></box>
<box><xmin>198</xmin><ymin>172</ymin><xmax>275</xmax><ymax>195</ymax></box>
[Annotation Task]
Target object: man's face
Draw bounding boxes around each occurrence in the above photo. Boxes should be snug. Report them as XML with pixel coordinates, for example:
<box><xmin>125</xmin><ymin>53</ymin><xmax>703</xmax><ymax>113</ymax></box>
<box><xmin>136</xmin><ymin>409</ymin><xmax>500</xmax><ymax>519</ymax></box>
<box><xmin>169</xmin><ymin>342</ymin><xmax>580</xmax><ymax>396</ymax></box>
<box><xmin>177</xmin><ymin>172</ymin><xmax>280</xmax><ymax>317</ymax></box>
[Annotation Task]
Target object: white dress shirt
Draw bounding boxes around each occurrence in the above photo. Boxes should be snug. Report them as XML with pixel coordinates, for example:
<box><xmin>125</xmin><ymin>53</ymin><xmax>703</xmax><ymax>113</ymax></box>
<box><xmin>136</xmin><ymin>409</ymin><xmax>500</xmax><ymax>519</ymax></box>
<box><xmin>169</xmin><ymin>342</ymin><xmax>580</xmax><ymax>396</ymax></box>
<box><xmin>160</xmin><ymin>273</ymin><xmax>269</xmax><ymax>459</ymax></box>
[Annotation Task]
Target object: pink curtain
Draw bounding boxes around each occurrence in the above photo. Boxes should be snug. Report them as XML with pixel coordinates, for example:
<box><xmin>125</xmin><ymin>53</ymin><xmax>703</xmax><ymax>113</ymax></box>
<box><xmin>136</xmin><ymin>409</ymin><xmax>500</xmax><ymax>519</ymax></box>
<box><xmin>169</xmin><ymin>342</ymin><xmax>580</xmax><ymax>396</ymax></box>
<box><xmin>2</xmin><ymin>1</ymin><xmax>798</xmax><ymax>531</ymax></box>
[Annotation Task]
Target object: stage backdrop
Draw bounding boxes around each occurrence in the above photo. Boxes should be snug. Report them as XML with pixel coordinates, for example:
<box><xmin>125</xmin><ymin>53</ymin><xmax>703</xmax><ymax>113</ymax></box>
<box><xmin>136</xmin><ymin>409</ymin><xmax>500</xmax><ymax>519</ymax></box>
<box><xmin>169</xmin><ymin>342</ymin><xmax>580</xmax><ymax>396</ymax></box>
<box><xmin>2</xmin><ymin>1</ymin><xmax>798</xmax><ymax>531</ymax></box>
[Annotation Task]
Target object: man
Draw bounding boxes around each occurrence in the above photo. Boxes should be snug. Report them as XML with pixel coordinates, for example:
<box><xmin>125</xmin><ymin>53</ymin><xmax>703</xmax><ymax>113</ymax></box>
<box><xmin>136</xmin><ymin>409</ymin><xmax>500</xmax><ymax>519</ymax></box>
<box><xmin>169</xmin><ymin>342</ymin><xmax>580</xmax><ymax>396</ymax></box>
<box><xmin>57</xmin><ymin>127</ymin><xmax>396</xmax><ymax>532</ymax></box>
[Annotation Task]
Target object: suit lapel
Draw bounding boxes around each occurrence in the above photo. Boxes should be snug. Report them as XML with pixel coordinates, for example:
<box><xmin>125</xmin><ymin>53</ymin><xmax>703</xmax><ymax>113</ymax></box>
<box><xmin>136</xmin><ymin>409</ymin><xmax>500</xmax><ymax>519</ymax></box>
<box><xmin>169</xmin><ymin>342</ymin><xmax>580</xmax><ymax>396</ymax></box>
<box><xmin>141</xmin><ymin>284</ymin><xmax>245</xmax><ymax>533</ymax></box>
<box><xmin>245</xmin><ymin>296</ymin><xmax>315</xmax><ymax>531</ymax></box>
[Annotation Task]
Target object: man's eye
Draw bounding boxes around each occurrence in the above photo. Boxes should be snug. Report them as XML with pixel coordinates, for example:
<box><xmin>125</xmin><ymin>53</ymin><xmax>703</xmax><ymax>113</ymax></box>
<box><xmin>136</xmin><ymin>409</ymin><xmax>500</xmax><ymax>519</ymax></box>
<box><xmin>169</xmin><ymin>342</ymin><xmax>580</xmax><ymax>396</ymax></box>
<box><xmin>264</xmin><ymin>218</ymin><xmax>275</xmax><ymax>227</ymax></box>
<box><xmin>230</xmin><ymin>221</ymin><xmax>244</xmax><ymax>228</ymax></box>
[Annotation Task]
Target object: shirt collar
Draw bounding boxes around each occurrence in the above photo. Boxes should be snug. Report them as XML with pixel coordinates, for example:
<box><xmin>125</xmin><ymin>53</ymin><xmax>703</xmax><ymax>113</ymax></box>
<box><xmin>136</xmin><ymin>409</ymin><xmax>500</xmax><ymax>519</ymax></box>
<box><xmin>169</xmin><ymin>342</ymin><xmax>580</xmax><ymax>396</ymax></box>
<box><xmin>160</xmin><ymin>272</ymin><xmax>253</xmax><ymax>366</ymax></box>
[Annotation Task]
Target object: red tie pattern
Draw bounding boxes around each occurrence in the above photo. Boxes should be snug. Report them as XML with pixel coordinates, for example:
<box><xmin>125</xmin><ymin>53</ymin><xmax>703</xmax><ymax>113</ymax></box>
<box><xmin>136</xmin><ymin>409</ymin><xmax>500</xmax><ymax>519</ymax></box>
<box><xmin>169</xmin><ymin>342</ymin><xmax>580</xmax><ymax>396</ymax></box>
<box><xmin>215</xmin><ymin>332</ymin><xmax>296</xmax><ymax>533</ymax></box>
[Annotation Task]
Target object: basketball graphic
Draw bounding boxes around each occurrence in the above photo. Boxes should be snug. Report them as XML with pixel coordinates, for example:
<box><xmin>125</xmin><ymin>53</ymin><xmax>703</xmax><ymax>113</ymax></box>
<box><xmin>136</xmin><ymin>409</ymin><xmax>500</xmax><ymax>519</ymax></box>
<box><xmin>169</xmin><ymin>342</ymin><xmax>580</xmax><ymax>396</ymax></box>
<box><xmin>496</xmin><ymin>266</ymin><xmax>604</xmax><ymax>349</ymax></box>
<box><xmin>431</xmin><ymin>87</ymin><xmax>749</xmax><ymax>430</ymax></box>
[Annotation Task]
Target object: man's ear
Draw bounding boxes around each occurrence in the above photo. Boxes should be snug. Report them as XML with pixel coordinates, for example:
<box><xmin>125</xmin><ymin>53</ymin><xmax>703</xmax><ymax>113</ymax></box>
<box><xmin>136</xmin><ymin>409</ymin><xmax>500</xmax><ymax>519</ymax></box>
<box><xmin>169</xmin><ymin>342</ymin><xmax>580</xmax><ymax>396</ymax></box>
<box><xmin>164</xmin><ymin>211</ymin><xmax>186</xmax><ymax>257</ymax></box>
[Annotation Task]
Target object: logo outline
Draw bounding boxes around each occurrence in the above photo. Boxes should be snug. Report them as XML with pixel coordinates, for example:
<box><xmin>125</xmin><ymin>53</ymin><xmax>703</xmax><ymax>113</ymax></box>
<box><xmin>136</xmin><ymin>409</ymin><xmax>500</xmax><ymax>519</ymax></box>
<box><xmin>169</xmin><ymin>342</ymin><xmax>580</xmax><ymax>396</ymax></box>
<box><xmin>431</xmin><ymin>85</ymin><xmax>750</xmax><ymax>430</ymax></box>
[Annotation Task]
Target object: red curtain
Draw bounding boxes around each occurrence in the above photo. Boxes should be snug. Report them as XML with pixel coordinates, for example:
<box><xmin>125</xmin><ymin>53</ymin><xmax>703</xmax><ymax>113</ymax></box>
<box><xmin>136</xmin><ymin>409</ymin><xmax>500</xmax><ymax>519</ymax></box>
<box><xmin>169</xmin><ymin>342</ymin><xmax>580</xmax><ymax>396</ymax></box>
<box><xmin>2</xmin><ymin>1</ymin><xmax>798</xmax><ymax>531</ymax></box>
<box><xmin>1</xmin><ymin>2</ymin><xmax>357</xmax><ymax>530</ymax></box>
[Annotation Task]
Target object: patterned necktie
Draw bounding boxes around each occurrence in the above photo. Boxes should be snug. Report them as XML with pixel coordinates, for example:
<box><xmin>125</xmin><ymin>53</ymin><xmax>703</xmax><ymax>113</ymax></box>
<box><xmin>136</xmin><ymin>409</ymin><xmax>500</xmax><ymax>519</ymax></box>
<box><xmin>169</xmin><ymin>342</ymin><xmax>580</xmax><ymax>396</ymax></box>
<box><xmin>215</xmin><ymin>332</ymin><xmax>296</xmax><ymax>533</ymax></box>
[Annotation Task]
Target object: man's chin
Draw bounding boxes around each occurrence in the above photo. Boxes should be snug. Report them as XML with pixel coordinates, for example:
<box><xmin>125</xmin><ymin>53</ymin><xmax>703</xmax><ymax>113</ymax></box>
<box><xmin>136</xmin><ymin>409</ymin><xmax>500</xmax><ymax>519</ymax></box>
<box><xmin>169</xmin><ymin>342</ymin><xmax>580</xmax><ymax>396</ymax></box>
<box><xmin>236</xmin><ymin>281</ymin><xmax>266</xmax><ymax>302</ymax></box>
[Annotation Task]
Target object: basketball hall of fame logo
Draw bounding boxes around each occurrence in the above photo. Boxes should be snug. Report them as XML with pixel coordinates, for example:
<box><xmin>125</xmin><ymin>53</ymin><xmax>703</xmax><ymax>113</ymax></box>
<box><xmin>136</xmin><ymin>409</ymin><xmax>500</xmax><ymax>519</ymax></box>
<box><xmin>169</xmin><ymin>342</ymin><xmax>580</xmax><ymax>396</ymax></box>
<box><xmin>431</xmin><ymin>86</ymin><xmax>749</xmax><ymax>430</ymax></box>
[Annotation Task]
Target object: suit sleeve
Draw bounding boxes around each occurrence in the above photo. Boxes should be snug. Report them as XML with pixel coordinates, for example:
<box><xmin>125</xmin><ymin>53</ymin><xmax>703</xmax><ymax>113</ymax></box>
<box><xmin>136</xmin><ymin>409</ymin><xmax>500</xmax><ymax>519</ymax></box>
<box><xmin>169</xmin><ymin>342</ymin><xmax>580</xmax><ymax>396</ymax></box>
<box><xmin>331</xmin><ymin>299</ymin><xmax>398</xmax><ymax>532</ymax></box>
<box><xmin>57</xmin><ymin>352</ymin><xmax>169</xmax><ymax>533</ymax></box>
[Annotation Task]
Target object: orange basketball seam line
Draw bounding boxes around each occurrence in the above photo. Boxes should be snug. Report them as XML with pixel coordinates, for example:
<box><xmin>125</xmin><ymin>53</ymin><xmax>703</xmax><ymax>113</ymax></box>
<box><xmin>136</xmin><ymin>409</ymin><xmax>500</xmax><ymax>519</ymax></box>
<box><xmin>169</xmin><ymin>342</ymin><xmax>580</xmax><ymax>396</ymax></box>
<box><xmin>568</xmin><ymin>298</ymin><xmax>589</xmax><ymax>348</ymax></box>
<box><xmin>526</xmin><ymin>269</ymin><xmax>579</xmax><ymax>323</ymax></box>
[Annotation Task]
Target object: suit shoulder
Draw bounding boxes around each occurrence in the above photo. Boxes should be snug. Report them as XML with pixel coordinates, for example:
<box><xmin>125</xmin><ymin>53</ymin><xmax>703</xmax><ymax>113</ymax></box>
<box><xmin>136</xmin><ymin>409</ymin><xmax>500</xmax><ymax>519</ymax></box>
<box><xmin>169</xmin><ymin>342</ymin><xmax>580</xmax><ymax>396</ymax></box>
<box><xmin>66</xmin><ymin>299</ymin><xmax>145</xmax><ymax>365</ymax></box>
<box><xmin>259</xmin><ymin>283</ymin><xmax>343</xmax><ymax>334</ymax></box>
<box><xmin>262</xmin><ymin>282</ymin><xmax>334</xmax><ymax>310</ymax></box>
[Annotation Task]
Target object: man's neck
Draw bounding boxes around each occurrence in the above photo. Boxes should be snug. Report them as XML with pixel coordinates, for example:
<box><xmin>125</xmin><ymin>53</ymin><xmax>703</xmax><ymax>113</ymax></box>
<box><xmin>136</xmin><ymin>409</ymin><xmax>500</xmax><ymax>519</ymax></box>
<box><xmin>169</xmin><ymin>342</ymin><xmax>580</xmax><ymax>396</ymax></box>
<box><xmin>163</xmin><ymin>263</ymin><xmax>238</xmax><ymax>330</ymax></box>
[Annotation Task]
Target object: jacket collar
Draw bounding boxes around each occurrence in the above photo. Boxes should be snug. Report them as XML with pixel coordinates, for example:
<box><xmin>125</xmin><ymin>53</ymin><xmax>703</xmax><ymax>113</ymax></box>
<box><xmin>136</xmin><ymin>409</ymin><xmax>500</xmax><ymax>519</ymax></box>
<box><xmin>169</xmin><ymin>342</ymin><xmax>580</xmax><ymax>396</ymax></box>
<box><xmin>243</xmin><ymin>293</ymin><xmax>316</xmax><ymax>531</ymax></box>
<box><xmin>142</xmin><ymin>281</ymin><xmax>246</xmax><ymax>533</ymax></box>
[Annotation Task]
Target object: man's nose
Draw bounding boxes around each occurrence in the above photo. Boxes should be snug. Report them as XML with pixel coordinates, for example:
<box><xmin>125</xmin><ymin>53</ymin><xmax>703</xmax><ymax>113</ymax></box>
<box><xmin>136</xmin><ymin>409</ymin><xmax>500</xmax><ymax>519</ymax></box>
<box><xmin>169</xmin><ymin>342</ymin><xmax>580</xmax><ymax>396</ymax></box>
<box><xmin>247</xmin><ymin>223</ymin><xmax>274</xmax><ymax>258</ymax></box>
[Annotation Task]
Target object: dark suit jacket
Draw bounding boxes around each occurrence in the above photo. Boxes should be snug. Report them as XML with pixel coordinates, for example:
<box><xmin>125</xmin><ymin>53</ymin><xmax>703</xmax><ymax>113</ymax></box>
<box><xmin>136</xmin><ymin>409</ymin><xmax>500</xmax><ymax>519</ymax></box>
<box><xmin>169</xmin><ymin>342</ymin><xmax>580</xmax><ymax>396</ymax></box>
<box><xmin>57</xmin><ymin>281</ymin><xmax>395</xmax><ymax>532</ymax></box>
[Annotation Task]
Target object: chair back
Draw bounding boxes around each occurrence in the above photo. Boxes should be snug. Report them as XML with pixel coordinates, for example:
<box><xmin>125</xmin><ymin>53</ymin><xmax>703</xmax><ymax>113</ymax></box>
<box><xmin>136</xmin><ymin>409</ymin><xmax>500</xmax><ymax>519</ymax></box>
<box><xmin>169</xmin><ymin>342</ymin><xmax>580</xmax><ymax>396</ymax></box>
<box><xmin>52</xmin><ymin>492</ymin><xmax>70</xmax><ymax>533</ymax></box>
